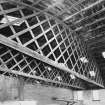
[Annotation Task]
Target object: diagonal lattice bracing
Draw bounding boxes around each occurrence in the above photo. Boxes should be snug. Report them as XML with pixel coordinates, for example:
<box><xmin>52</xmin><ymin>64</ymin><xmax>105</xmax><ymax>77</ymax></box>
<box><xmin>0</xmin><ymin>0</ymin><xmax>104</xmax><ymax>88</ymax></box>
<box><xmin>0</xmin><ymin>43</ymin><xmax>85</xmax><ymax>89</ymax></box>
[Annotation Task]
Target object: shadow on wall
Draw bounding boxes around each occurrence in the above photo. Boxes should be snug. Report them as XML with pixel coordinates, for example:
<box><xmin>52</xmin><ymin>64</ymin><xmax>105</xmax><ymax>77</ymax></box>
<box><xmin>0</xmin><ymin>101</ymin><xmax>37</xmax><ymax>105</ymax></box>
<box><xmin>0</xmin><ymin>76</ymin><xmax>19</xmax><ymax>102</ymax></box>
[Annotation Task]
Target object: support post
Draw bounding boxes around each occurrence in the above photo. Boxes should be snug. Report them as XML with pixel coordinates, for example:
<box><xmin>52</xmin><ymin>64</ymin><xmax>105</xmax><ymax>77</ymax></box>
<box><xmin>18</xmin><ymin>76</ymin><xmax>25</xmax><ymax>101</ymax></box>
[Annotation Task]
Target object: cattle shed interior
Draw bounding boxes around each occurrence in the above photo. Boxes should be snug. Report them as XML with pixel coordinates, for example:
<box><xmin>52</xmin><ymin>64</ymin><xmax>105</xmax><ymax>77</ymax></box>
<box><xmin>0</xmin><ymin>0</ymin><xmax>105</xmax><ymax>105</ymax></box>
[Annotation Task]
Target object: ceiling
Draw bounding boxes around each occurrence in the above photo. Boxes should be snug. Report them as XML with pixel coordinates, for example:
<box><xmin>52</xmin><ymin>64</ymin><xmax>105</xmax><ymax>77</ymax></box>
<box><xmin>63</xmin><ymin>0</ymin><xmax>105</xmax><ymax>84</ymax></box>
<box><xmin>2</xmin><ymin>0</ymin><xmax>105</xmax><ymax>86</ymax></box>
<box><xmin>36</xmin><ymin>0</ymin><xmax>105</xmax><ymax>84</ymax></box>
<box><xmin>10</xmin><ymin>0</ymin><xmax>105</xmax><ymax>84</ymax></box>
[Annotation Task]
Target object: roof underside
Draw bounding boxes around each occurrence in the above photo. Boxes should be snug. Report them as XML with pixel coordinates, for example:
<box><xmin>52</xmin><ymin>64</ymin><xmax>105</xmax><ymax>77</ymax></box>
<box><xmin>20</xmin><ymin>0</ymin><xmax>105</xmax><ymax>85</ymax></box>
<box><xmin>0</xmin><ymin>0</ymin><xmax>105</xmax><ymax>89</ymax></box>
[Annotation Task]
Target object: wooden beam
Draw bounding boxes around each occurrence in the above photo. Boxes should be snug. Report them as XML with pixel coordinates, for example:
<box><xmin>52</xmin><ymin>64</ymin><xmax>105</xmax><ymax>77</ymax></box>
<box><xmin>0</xmin><ymin>34</ymin><xmax>104</xmax><ymax>88</ymax></box>
<box><xmin>87</xmin><ymin>33</ymin><xmax>105</xmax><ymax>46</ymax></box>
<box><xmin>64</xmin><ymin>0</ymin><xmax>104</xmax><ymax>21</ymax></box>
<box><xmin>52</xmin><ymin>98</ymin><xmax>77</xmax><ymax>105</ymax></box>
<box><xmin>89</xmin><ymin>42</ymin><xmax>105</xmax><ymax>51</ymax></box>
